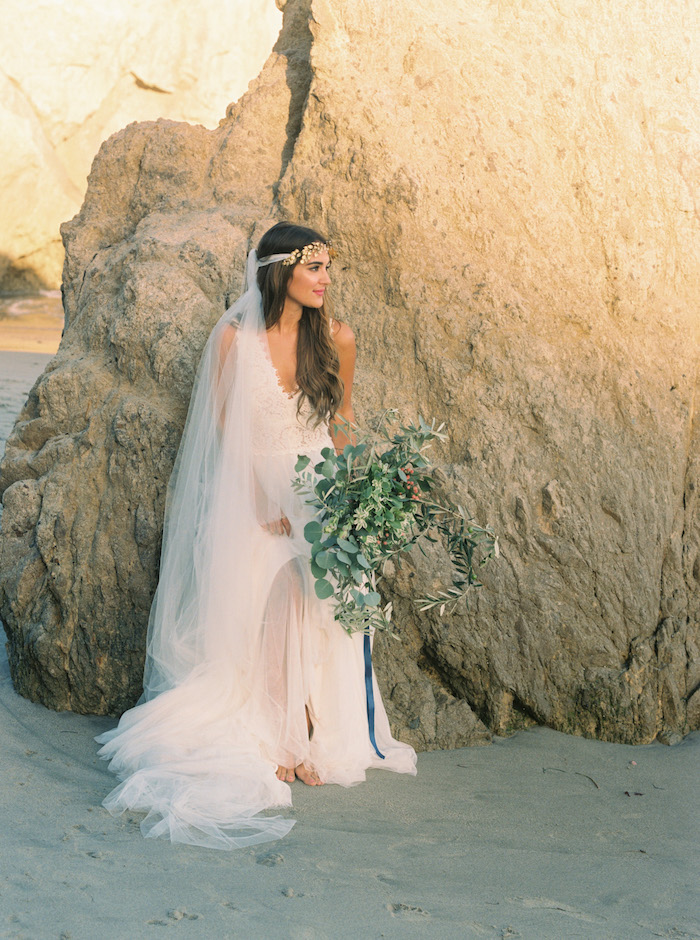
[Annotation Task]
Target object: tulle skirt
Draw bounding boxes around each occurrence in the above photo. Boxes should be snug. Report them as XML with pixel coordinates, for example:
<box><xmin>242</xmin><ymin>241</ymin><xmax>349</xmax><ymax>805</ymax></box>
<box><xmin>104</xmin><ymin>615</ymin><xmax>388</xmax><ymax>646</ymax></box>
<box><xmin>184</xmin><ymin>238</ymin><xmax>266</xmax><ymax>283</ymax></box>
<box><xmin>96</xmin><ymin>449</ymin><xmax>417</xmax><ymax>850</ymax></box>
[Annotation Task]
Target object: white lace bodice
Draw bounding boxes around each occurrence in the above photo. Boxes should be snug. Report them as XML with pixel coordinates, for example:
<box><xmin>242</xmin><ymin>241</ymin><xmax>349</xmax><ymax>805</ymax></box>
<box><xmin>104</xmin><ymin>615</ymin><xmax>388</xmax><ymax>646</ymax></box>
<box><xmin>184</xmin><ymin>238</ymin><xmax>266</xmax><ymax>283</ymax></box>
<box><xmin>245</xmin><ymin>334</ymin><xmax>332</xmax><ymax>457</ymax></box>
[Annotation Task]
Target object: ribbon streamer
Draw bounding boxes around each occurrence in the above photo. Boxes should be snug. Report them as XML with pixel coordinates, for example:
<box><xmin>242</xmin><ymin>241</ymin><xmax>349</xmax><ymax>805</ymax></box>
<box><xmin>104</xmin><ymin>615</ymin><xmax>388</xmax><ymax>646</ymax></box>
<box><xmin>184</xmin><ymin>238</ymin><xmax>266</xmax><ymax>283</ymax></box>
<box><xmin>363</xmin><ymin>631</ymin><xmax>385</xmax><ymax>759</ymax></box>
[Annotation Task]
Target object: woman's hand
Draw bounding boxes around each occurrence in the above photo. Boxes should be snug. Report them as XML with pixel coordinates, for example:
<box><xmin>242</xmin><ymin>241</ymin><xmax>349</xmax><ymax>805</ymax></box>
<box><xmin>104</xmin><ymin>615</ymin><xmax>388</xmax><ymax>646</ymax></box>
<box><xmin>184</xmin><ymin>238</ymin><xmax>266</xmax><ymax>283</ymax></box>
<box><xmin>264</xmin><ymin>516</ymin><xmax>291</xmax><ymax>536</ymax></box>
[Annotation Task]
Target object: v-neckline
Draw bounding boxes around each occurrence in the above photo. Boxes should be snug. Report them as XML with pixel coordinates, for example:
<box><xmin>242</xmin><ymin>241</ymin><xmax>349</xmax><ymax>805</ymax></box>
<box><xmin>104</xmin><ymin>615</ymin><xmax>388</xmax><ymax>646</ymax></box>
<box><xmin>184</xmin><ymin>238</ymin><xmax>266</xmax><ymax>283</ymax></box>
<box><xmin>259</xmin><ymin>333</ymin><xmax>298</xmax><ymax>400</ymax></box>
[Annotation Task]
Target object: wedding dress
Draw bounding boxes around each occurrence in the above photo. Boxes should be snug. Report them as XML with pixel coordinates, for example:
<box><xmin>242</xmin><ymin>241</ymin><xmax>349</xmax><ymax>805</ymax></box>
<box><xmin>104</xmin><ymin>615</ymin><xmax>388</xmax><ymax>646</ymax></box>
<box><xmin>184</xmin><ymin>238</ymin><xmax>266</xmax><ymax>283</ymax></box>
<box><xmin>95</xmin><ymin>249</ymin><xmax>416</xmax><ymax>850</ymax></box>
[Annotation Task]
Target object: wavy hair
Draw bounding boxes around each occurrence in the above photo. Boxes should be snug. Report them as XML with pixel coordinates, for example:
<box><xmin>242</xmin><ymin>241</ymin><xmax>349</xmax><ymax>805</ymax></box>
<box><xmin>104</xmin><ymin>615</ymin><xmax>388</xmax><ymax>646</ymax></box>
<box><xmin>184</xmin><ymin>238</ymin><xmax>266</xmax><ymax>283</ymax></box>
<box><xmin>256</xmin><ymin>221</ymin><xmax>343</xmax><ymax>425</ymax></box>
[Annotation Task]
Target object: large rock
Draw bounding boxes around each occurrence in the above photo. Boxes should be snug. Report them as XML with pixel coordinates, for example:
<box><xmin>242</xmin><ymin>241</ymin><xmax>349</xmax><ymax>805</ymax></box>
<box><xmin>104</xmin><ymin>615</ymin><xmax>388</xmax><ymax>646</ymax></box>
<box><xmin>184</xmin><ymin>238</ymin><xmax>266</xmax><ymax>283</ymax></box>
<box><xmin>1</xmin><ymin>0</ymin><xmax>697</xmax><ymax>749</ymax></box>
<box><xmin>0</xmin><ymin>0</ymin><xmax>282</xmax><ymax>291</ymax></box>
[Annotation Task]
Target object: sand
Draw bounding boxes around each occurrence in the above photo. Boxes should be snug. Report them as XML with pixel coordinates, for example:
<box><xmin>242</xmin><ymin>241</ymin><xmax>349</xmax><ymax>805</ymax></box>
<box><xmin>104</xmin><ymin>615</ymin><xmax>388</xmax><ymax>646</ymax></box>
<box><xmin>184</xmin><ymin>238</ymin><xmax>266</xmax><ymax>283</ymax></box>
<box><xmin>1</xmin><ymin>315</ymin><xmax>698</xmax><ymax>940</ymax></box>
<box><xmin>1</xmin><ymin>658</ymin><xmax>698</xmax><ymax>940</ymax></box>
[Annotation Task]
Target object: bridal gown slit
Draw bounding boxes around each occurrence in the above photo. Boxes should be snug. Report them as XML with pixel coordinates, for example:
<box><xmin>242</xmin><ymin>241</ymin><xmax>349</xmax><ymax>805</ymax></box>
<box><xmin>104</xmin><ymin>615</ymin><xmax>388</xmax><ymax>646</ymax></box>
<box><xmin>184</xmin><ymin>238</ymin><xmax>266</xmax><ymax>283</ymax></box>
<box><xmin>96</xmin><ymin>330</ymin><xmax>417</xmax><ymax>850</ymax></box>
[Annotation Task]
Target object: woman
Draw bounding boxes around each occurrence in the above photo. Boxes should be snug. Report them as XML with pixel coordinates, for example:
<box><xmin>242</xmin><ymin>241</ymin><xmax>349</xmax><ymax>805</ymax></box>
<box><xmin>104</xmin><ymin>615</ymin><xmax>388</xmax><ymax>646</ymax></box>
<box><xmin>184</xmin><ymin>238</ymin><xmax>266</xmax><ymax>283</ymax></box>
<box><xmin>96</xmin><ymin>222</ymin><xmax>416</xmax><ymax>850</ymax></box>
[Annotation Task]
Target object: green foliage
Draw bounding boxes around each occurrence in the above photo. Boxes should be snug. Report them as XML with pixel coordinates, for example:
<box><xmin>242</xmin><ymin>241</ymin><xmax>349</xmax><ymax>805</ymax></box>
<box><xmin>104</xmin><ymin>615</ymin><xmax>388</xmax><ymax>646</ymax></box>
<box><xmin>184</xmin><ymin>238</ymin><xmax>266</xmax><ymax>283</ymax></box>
<box><xmin>293</xmin><ymin>410</ymin><xmax>498</xmax><ymax>637</ymax></box>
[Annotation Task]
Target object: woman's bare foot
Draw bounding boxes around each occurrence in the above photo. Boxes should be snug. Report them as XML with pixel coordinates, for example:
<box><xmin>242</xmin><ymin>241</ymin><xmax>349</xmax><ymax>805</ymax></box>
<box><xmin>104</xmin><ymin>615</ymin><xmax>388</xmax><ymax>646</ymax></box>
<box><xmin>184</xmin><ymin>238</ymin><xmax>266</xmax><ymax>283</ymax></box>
<box><xmin>295</xmin><ymin>763</ymin><xmax>324</xmax><ymax>786</ymax></box>
<box><xmin>276</xmin><ymin>765</ymin><xmax>296</xmax><ymax>783</ymax></box>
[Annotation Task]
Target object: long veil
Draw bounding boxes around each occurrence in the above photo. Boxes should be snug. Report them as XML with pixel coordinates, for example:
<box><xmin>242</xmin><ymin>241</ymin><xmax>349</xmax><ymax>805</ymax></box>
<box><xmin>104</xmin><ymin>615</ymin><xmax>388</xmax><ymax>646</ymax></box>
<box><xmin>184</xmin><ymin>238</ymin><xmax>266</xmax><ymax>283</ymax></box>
<box><xmin>96</xmin><ymin>250</ymin><xmax>301</xmax><ymax>847</ymax></box>
<box><xmin>141</xmin><ymin>248</ymin><xmax>285</xmax><ymax>700</ymax></box>
<box><xmin>96</xmin><ymin>248</ymin><xmax>417</xmax><ymax>849</ymax></box>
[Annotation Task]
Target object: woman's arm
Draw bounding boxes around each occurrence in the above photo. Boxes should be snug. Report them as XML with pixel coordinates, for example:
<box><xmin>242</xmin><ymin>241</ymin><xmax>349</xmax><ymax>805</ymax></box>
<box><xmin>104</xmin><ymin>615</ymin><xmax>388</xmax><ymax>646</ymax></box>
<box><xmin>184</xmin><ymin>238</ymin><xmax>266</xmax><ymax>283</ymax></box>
<box><xmin>216</xmin><ymin>324</ymin><xmax>237</xmax><ymax>431</ymax></box>
<box><xmin>330</xmin><ymin>320</ymin><xmax>357</xmax><ymax>453</ymax></box>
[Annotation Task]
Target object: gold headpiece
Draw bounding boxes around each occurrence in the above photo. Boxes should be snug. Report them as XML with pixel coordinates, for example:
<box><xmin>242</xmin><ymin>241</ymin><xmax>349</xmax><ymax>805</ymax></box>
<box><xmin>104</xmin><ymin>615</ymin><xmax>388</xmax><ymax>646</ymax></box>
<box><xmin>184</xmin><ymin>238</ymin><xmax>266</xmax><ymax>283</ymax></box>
<box><xmin>281</xmin><ymin>241</ymin><xmax>335</xmax><ymax>266</ymax></box>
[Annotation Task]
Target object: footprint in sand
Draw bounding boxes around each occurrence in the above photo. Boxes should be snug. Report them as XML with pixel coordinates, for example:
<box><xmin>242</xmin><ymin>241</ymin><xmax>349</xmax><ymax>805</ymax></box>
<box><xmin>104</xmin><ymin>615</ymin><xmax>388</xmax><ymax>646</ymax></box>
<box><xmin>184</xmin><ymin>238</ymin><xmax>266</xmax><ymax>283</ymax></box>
<box><xmin>281</xmin><ymin>887</ymin><xmax>304</xmax><ymax>898</ymax></box>
<box><xmin>386</xmin><ymin>902</ymin><xmax>430</xmax><ymax>918</ymax></box>
<box><xmin>256</xmin><ymin>851</ymin><xmax>284</xmax><ymax>866</ymax></box>
<box><xmin>168</xmin><ymin>910</ymin><xmax>199</xmax><ymax>921</ymax></box>
<box><xmin>146</xmin><ymin>910</ymin><xmax>200</xmax><ymax>926</ymax></box>
<box><xmin>512</xmin><ymin>897</ymin><xmax>606</xmax><ymax>924</ymax></box>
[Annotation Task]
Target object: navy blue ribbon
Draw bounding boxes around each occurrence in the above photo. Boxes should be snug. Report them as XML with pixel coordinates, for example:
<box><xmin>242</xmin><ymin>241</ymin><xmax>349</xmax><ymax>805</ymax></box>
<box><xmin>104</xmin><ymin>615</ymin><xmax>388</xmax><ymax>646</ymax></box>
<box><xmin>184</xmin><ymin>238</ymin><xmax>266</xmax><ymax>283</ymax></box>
<box><xmin>363</xmin><ymin>631</ymin><xmax>385</xmax><ymax>760</ymax></box>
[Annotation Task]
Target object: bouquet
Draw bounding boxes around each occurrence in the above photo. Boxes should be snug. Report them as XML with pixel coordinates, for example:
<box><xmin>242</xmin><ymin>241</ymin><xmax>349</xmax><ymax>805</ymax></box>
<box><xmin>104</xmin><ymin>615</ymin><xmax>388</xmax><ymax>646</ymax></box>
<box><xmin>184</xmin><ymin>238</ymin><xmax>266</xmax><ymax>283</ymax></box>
<box><xmin>293</xmin><ymin>411</ymin><xmax>498</xmax><ymax>637</ymax></box>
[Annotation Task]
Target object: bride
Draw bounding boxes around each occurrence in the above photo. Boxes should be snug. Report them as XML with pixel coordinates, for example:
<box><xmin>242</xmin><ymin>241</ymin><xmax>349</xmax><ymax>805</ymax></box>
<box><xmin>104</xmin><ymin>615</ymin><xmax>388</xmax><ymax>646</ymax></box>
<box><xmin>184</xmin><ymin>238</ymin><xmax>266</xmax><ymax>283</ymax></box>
<box><xmin>96</xmin><ymin>222</ymin><xmax>417</xmax><ymax>850</ymax></box>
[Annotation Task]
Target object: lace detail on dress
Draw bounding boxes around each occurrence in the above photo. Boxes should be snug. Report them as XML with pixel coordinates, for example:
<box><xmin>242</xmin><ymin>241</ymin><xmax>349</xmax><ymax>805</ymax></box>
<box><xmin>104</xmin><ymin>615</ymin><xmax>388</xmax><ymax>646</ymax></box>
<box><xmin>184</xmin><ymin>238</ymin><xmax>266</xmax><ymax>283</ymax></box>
<box><xmin>246</xmin><ymin>335</ymin><xmax>332</xmax><ymax>457</ymax></box>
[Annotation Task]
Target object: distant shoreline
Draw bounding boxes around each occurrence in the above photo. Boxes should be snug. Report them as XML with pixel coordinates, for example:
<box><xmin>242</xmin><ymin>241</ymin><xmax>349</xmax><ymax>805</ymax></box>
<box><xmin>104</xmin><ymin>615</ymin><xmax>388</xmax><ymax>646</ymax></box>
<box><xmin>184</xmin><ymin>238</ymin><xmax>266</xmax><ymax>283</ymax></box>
<box><xmin>0</xmin><ymin>292</ymin><xmax>63</xmax><ymax>354</ymax></box>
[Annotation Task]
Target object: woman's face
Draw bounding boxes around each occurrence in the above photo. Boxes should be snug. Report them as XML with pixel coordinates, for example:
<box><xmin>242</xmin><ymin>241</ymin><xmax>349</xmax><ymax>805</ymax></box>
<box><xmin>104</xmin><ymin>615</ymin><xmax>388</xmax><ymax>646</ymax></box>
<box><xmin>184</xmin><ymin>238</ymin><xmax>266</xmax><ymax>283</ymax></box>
<box><xmin>285</xmin><ymin>250</ymin><xmax>331</xmax><ymax>309</ymax></box>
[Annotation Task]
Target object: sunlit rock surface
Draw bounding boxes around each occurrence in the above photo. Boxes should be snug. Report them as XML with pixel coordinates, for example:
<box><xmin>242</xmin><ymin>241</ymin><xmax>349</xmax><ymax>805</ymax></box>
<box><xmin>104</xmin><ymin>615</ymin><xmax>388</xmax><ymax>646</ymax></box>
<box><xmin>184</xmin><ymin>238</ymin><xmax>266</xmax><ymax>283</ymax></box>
<box><xmin>1</xmin><ymin>0</ymin><xmax>697</xmax><ymax>748</ymax></box>
<box><xmin>0</xmin><ymin>0</ymin><xmax>281</xmax><ymax>290</ymax></box>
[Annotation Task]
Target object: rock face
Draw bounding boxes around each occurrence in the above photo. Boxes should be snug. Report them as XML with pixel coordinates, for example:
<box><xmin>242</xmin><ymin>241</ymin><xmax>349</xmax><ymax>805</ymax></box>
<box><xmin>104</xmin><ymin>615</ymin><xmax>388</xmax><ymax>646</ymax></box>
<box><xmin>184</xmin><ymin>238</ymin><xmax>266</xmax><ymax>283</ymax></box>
<box><xmin>1</xmin><ymin>0</ymin><xmax>698</xmax><ymax>749</ymax></box>
<box><xmin>0</xmin><ymin>0</ymin><xmax>281</xmax><ymax>291</ymax></box>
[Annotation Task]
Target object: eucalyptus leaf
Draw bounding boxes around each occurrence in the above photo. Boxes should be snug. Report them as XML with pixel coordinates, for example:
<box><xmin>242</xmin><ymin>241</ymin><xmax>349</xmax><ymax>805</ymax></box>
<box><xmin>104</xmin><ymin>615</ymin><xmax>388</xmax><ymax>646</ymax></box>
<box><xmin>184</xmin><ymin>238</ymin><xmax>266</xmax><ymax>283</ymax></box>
<box><xmin>315</xmin><ymin>550</ymin><xmax>334</xmax><ymax>569</ymax></box>
<box><xmin>314</xmin><ymin>578</ymin><xmax>334</xmax><ymax>600</ymax></box>
<box><xmin>304</xmin><ymin>520</ymin><xmax>323</xmax><ymax>543</ymax></box>
<box><xmin>295</xmin><ymin>455</ymin><xmax>311</xmax><ymax>472</ymax></box>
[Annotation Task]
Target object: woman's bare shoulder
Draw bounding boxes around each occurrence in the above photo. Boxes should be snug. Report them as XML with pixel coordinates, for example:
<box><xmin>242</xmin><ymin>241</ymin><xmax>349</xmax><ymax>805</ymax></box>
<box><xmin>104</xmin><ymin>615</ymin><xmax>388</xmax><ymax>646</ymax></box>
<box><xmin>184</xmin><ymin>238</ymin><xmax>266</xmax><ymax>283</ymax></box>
<box><xmin>330</xmin><ymin>319</ymin><xmax>355</xmax><ymax>351</ymax></box>
<box><xmin>218</xmin><ymin>322</ymin><xmax>238</xmax><ymax>362</ymax></box>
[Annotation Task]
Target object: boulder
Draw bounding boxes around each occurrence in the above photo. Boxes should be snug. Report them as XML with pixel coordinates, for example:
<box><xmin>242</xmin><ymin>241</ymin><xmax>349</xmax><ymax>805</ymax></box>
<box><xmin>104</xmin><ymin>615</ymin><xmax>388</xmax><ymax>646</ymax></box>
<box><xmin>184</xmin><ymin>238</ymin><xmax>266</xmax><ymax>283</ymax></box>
<box><xmin>1</xmin><ymin>0</ymin><xmax>697</xmax><ymax>748</ymax></box>
<box><xmin>0</xmin><ymin>0</ymin><xmax>282</xmax><ymax>290</ymax></box>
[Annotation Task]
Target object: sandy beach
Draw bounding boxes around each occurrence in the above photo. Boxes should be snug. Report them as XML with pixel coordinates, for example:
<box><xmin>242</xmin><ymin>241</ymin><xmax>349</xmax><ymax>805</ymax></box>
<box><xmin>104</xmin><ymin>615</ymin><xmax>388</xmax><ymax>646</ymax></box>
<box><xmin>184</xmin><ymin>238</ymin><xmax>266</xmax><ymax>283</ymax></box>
<box><xmin>1</xmin><ymin>653</ymin><xmax>698</xmax><ymax>940</ymax></box>
<box><xmin>1</xmin><ymin>314</ymin><xmax>699</xmax><ymax>940</ymax></box>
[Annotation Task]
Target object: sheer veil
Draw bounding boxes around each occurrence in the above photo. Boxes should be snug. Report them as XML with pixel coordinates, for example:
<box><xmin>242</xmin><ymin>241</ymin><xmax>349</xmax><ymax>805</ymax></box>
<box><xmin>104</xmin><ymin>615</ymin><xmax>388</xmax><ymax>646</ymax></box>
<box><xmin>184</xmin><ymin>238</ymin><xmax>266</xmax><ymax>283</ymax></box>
<box><xmin>142</xmin><ymin>248</ymin><xmax>285</xmax><ymax>700</ymax></box>
<box><xmin>96</xmin><ymin>249</ymin><xmax>303</xmax><ymax>848</ymax></box>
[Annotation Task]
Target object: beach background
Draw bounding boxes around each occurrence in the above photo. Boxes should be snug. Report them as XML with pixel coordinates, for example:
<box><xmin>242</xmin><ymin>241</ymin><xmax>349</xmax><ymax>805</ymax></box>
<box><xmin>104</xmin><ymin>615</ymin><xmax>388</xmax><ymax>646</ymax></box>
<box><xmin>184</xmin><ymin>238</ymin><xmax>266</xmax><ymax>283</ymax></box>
<box><xmin>0</xmin><ymin>306</ymin><xmax>698</xmax><ymax>940</ymax></box>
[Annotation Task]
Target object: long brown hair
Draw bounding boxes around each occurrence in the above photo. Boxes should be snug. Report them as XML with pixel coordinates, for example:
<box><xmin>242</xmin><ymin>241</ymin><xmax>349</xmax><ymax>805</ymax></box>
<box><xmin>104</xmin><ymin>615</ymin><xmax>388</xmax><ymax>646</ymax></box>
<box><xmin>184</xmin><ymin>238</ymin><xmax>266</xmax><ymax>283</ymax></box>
<box><xmin>257</xmin><ymin>222</ymin><xmax>343</xmax><ymax>425</ymax></box>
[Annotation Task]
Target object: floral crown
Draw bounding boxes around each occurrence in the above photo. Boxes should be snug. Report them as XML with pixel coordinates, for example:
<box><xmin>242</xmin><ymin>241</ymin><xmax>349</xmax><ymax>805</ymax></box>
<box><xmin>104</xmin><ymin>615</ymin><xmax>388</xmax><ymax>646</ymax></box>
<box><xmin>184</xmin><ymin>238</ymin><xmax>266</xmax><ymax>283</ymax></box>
<box><xmin>281</xmin><ymin>241</ymin><xmax>335</xmax><ymax>266</ymax></box>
